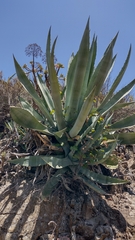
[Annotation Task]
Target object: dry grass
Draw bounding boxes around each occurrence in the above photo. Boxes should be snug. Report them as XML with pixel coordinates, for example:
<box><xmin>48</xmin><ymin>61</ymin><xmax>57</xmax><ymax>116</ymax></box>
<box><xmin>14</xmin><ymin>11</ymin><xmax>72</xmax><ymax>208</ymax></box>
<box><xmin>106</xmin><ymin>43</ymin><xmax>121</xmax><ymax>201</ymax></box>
<box><xmin>0</xmin><ymin>78</ymin><xmax>29</xmax><ymax>129</ymax></box>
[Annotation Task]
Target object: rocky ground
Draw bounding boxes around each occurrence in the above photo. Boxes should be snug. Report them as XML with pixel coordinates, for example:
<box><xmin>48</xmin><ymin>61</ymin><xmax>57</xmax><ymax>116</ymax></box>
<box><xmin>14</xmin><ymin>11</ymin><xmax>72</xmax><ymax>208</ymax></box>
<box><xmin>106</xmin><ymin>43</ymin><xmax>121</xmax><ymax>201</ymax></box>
<box><xmin>0</xmin><ymin>130</ymin><xmax>135</xmax><ymax>240</ymax></box>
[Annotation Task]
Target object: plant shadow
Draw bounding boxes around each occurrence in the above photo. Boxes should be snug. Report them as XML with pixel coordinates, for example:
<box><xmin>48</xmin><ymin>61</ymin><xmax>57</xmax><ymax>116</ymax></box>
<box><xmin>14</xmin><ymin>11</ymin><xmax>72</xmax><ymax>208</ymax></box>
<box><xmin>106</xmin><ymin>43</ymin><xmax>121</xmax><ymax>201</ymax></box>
<box><xmin>0</xmin><ymin>174</ymin><xmax>132</xmax><ymax>240</ymax></box>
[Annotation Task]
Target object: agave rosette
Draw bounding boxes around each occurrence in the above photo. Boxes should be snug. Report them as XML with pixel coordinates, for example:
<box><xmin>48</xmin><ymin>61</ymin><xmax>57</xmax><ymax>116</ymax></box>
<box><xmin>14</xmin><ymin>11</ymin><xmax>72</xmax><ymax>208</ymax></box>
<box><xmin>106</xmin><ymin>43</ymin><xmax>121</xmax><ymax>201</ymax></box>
<box><xmin>10</xmin><ymin>19</ymin><xmax>135</xmax><ymax>198</ymax></box>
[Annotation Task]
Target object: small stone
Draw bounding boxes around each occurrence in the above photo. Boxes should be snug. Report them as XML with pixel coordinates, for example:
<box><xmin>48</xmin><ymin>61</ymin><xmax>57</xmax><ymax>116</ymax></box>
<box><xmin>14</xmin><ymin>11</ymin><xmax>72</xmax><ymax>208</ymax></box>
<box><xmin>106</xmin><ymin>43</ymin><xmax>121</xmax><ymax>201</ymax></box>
<box><xmin>130</xmin><ymin>163</ymin><xmax>135</xmax><ymax>169</ymax></box>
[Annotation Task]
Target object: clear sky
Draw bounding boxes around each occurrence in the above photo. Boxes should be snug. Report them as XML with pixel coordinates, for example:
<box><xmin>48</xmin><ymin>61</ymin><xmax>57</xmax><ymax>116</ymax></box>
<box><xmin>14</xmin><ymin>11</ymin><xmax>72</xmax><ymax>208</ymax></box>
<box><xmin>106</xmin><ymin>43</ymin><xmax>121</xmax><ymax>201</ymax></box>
<box><xmin>0</xmin><ymin>0</ymin><xmax>135</xmax><ymax>94</ymax></box>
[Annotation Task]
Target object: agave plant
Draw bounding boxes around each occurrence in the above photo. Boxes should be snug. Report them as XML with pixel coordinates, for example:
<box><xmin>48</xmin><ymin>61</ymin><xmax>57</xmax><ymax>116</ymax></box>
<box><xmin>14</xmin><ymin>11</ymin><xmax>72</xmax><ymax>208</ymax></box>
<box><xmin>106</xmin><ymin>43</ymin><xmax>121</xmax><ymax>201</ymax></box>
<box><xmin>10</xmin><ymin>19</ymin><xmax>135</xmax><ymax>198</ymax></box>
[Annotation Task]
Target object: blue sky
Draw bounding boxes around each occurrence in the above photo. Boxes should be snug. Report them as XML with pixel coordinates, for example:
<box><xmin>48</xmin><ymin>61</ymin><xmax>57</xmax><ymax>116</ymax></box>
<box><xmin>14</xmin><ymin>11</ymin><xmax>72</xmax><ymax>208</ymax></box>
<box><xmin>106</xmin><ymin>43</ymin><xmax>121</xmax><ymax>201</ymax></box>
<box><xmin>0</xmin><ymin>0</ymin><xmax>135</xmax><ymax>94</ymax></box>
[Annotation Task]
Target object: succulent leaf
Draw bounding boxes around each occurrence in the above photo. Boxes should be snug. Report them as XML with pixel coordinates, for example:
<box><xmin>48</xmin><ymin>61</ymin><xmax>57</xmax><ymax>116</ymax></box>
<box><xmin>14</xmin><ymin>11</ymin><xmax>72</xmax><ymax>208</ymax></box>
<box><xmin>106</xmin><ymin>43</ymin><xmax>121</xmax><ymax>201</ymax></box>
<box><xmin>79</xmin><ymin>36</ymin><xmax>97</xmax><ymax>109</ymax></box>
<box><xmin>117</xmin><ymin>132</ymin><xmax>135</xmax><ymax>144</ymax></box>
<box><xmin>10</xmin><ymin>107</ymin><xmax>53</xmax><ymax>135</ymax></box>
<box><xmin>85</xmin><ymin>35</ymin><xmax>97</xmax><ymax>89</ymax></box>
<box><xmin>19</xmin><ymin>97</ymin><xmax>43</xmax><ymax>122</ymax></box>
<box><xmin>46</xmin><ymin>30</ymin><xmax>66</xmax><ymax>131</ymax></box>
<box><xmin>110</xmin><ymin>114</ymin><xmax>135</xmax><ymax>130</ymax></box>
<box><xmin>86</xmin><ymin>33</ymin><xmax>118</xmax><ymax>97</ymax></box>
<box><xmin>99</xmin><ymin>46</ymin><xmax>132</xmax><ymax>109</ymax></box>
<box><xmin>111</xmin><ymin>101</ymin><xmax>135</xmax><ymax>111</ymax></box>
<box><xmin>69</xmin><ymin>87</ymin><xmax>95</xmax><ymax>138</ymax></box>
<box><xmin>66</xmin><ymin>19</ymin><xmax>90</xmax><ymax>123</ymax></box>
<box><xmin>9</xmin><ymin>155</ymin><xmax>46</xmax><ymax>166</ymax></box>
<box><xmin>79</xmin><ymin>167</ymin><xmax>129</xmax><ymax>185</ymax></box>
<box><xmin>37</xmin><ymin>73</ymin><xmax>54</xmax><ymax>112</ymax></box>
<box><xmin>77</xmin><ymin>174</ymin><xmax>108</xmax><ymax>195</ymax></box>
<box><xmin>103</xmin><ymin>155</ymin><xmax>118</xmax><ymax>169</ymax></box>
<box><xmin>54</xmin><ymin>128</ymin><xmax>67</xmax><ymax>138</ymax></box>
<box><xmin>65</xmin><ymin>52</ymin><xmax>78</xmax><ymax>110</ymax></box>
<box><xmin>13</xmin><ymin>56</ymin><xmax>55</xmax><ymax>127</ymax></box>
<box><xmin>98</xmin><ymin>79</ymin><xmax>135</xmax><ymax>115</ymax></box>
<box><xmin>41</xmin><ymin>155</ymin><xmax>78</xmax><ymax>168</ymax></box>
